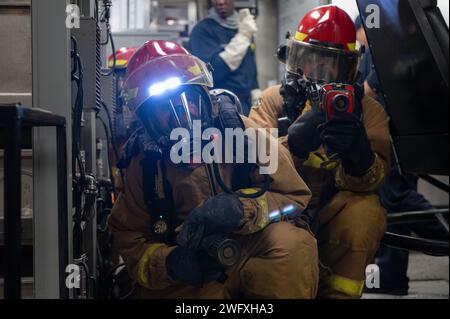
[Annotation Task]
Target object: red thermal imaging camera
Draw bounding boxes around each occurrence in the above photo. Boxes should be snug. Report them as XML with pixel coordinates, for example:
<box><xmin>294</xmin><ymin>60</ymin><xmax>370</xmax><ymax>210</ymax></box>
<box><xmin>320</xmin><ymin>83</ymin><xmax>355</xmax><ymax>120</ymax></box>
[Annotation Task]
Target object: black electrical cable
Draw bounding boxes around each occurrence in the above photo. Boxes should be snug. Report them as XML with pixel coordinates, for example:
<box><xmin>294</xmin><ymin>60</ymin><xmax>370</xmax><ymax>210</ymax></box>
<box><xmin>98</xmin><ymin>116</ymin><xmax>116</xmax><ymax>195</ymax></box>
<box><xmin>75</xmin><ymin>257</ymin><xmax>97</xmax><ymax>299</ymax></box>
<box><xmin>71</xmin><ymin>35</ymin><xmax>89</xmax><ymax>260</ymax></box>
<box><xmin>99</xmin><ymin>0</ymin><xmax>116</xmax><ymax>77</ymax></box>
<box><xmin>71</xmin><ymin>36</ymin><xmax>78</xmax><ymax>76</ymax></box>
<box><xmin>100</xmin><ymin>101</ymin><xmax>119</xmax><ymax>159</ymax></box>
<box><xmin>73</xmin><ymin>54</ymin><xmax>86</xmax><ymax>194</ymax></box>
<box><xmin>100</xmin><ymin>4</ymin><xmax>111</xmax><ymax>46</ymax></box>
<box><xmin>97</xmin><ymin>208</ymin><xmax>112</xmax><ymax>233</ymax></box>
<box><xmin>81</xmin><ymin>186</ymin><xmax>97</xmax><ymax>222</ymax></box>
<box><xmin>100</xmin><ymin>29</ymin><xmax>116</xmax><ymax>77</ymax></box>
<box><xmin>94</xmin><ymin>0</ymin><xmax>99</xmax><ymax>22</ymax></box>
<box><xmin>212</xmin><ymin>161</ymin><xmax>271</xmax><ymax>199</ymax></box>
<box><xmin>100</xmin><ymin>100</ymin><xmax>125</xmax><ymax>191</ymax></box>
<box><xmin>72</xmin><ymin>53</ymin><xmax>85</xmax><ymax>179</ymax></box>
<box><xmin>94</xmin><ymin>1</ymin><xmax>123</xmax><ymax>189</ymax></box>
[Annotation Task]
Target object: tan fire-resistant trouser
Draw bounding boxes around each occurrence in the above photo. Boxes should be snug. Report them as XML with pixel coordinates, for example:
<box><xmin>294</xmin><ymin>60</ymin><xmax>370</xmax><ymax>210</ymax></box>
<box><xmin>138</xmin><ymin>222</ymin><xmax>319</xmax><ymax>299</ymax></box>
<box><xmin>316</xmin><ymin>191</ymin><xmax>387</xmax><ymax>299</ymax></box>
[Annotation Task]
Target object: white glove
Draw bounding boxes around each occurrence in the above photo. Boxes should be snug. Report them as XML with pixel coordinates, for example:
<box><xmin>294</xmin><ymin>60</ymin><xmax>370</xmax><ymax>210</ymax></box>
<box><xmin>251</xmin><ymin>89</ymin><xmax>262</xmax><ymax>106</ymax></box>
<box><xmin>219</xmin><ymin>9</ymin><xmax>257</xmax><ymax>71</ymax></box>
<box><xmin>238</xmin><ymin>9</ymin><xmax>258</xmax><ymax>40</ymax></box>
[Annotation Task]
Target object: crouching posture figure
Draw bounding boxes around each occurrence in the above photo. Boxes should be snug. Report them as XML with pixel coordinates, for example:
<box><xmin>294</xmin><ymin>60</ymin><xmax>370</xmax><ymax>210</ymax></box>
<box><xmin>250</xmin><ymin>5</ymin><xmax>390</xmax><ymax>299</ymax></box>
<box><xmin>108</xmin><ymin>40</ymin><xmax>319</xmax><ymax>299</ymax></box>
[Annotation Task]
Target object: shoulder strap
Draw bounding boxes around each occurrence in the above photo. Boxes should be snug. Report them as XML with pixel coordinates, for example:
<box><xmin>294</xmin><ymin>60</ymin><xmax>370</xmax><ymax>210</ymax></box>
<box><xmin>117</xmin><ymin>131</ymin><xmax>140</xmax><ymax>170</ymax></box>
<box><xmin>214</xmin><ymin>92</ymin><xmax>255</xmax><ymax>191</ymax></box>
<box><xmin>140</xmin><ymin>153</ymin><xmax>178</xmax><ymax>244</ymax></box>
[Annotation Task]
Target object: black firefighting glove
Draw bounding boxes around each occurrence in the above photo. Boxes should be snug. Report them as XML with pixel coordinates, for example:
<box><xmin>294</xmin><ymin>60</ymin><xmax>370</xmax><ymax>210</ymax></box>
<box><xmin>320</xmin><ymin>112</ymin><xmax>375</xmax><ymax>176</ymax></box>
<box><xmin>166</xmin><ymin>246</ymin><xmax>224</xmax><ymax>285</ymax></box>
<box><xmin>287</xmin><ymin>106</ymin><xmax>326</xmax><ymax>160</ymax></box>
<box><xmin>177</xmin><ymin>193</ymin><xmax>244</xmax><ymax>249</ymax></box>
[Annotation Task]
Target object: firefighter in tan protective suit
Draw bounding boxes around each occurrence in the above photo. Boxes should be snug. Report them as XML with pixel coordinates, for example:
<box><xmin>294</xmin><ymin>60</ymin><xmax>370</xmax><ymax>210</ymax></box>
<box><xmin>108</xmin><ymin>40</ymin><xmax>319</xmax><ymax>299</ymax></box>
<box><xmin>249</xmin><ymin>5</ymin><xmax>390</xmax><ymax>299</ymax></box>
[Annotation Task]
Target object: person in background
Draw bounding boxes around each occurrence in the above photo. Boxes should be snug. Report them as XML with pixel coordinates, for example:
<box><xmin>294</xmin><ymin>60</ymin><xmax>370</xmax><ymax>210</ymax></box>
<box><xmin>189</xmin><ymin>0</ymin><xmax>261</xmax><ymax>115</ymax></box>
<box><xmin>355</xmin><ymin>16</ymin><xmax>441</xmax><ymax>296</ymax></box>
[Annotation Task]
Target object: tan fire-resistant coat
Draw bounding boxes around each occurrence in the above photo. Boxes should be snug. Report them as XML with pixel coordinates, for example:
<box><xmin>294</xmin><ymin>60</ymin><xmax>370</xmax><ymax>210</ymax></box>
<box><xmin>249</xmin><ymin>85</ymin><xmax>390</xmax><ymax>298</ymax></box>
<box><xmin>108</xmin><ymin>115</ymin><xmax>319</xmax><ymax>298</ymax></box>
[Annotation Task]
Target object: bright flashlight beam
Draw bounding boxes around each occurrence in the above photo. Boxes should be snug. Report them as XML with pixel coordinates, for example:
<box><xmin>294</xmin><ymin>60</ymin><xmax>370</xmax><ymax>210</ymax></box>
<box><xmin>269</xmin><ymin>210</ymin><xmax>281</xmax><ymax>221</ymax></box>
<box><xmin>268</xmin><ymin>205</ymin><xmax>297</xmax><ymax>222</ymax></box>
<box><xmin>282</xmin><ymin>205</ymin><xmax>295</xmax><ymax>215</ymax></box>
<box><xmin>149</xmin><ymin>77</ymin><xmax>182</xmax><ymax>96</ymax></box>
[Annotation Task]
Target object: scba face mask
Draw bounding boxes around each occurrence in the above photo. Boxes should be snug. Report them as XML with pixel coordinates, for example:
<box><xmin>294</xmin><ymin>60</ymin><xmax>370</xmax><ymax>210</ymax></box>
<box><xmin>286</xmin><ymin>39</ymin><xmax>361</xmax><ymax>84</ymax></box>
<box><xmin>137</xmin><ymin>85</ymin><xmax>214</xmax><ymax>152</ymax></box>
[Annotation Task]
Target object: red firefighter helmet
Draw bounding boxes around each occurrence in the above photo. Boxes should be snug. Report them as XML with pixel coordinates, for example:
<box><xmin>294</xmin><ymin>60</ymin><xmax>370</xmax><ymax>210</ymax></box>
<box><xmin>124</xmin><ymin>40</ymin><xmax>214</xmax><ymax>148</ymax></box>
<box><xmin>285</xmin><ymin>5</ymin><xmax>361</xmax><ymax>84</ymax></box>
<box><xmin>108</xmin><ymin>47</ymin><xmax>138</xmax><ymax>69</ymax></box>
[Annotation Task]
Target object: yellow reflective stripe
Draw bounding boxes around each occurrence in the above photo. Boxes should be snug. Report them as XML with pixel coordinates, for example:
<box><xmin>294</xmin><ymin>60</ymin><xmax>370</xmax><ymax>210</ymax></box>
<box><xmin>301</xmin><ymin>152</ymin><xmax>338</xmax><ymax>171</ymax></box>
<box><xmin>303</xmin><ymin>153</ymin><xmax>325</xmax><ymax>169</ymax></box>
<box><xmin>239</xmin><ymin>188</ymin><xmax>260</xmax><ymax>195</ymax></box>
<box><xmin>335</xmin><ymin>153</ymin><xmax>386</xmax><ymax>191</ymax></box>
<box><xmin>295</xmin><ymin>31</ymin><xmax>308</xmax><ymax>42</ymax></box>
<box><xmin>109</xmin><ymin>59</ymin><xmax>128</xmax><ymax>68</ymax></box>
<box><xmin>137</xmin><ymin>243</ymin><xmax>166</xmax><ymax>289</ymax></box>
<box><xmin>324</xmin><ymin>274</ymin><xmax>365</xmax><ymax>297</ymax></box>
<box><xmin>240</xmin><ymin>188</ymin><xmax>270</xmax><ymax>233</ymax></box>
<box><xmin>377</xmin><ymin>154</ymin><xmax>386</xmax><ymax>181</ymax></box>
<box><xmin>320</xmin><ymin>159</ymin><xmax>339</xmax><ymax>170</ymax></box>
<box><xmin>304</xmin><ymin>100</ymin><xmax>312</xmax><ymax>112</ymax></box>
<box><xmin>348</xmin><ymin>42</ymin><xmax>357</xmax><ymax>52</ymax></box>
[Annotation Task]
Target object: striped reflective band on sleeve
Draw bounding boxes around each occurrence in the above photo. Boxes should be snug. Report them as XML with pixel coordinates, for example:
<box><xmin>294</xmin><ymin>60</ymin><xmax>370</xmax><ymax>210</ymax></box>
<box><xmin>137</xmin><ymin>243</ymin><xmax>166</xmax><ymax>289</ymax></box>
<box><xmin>323</xmin><ymin>274</ymin><xmax>365</xmax><ymax>297</ymax></box>
<box><xmin>240</xmin><ymin>188</ymin><xmax>270</xmax><ymax>233</ymax></box>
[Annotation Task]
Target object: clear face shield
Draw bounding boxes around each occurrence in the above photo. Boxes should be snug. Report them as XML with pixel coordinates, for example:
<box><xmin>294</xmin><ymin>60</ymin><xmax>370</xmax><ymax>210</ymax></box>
<box><xmin>125</xmin><ymin>53</ymin><xmax>215</xmax><ymax>149</ymax></box>
<box><xmin>285</xmin><ymin>39</ymin><xmax>361</xmax><ymax>84</ymax></box>
<box><xmin>137</xmin><ymin>85</ymin><xmax>213</xmax><ymax>149</ymax></box>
